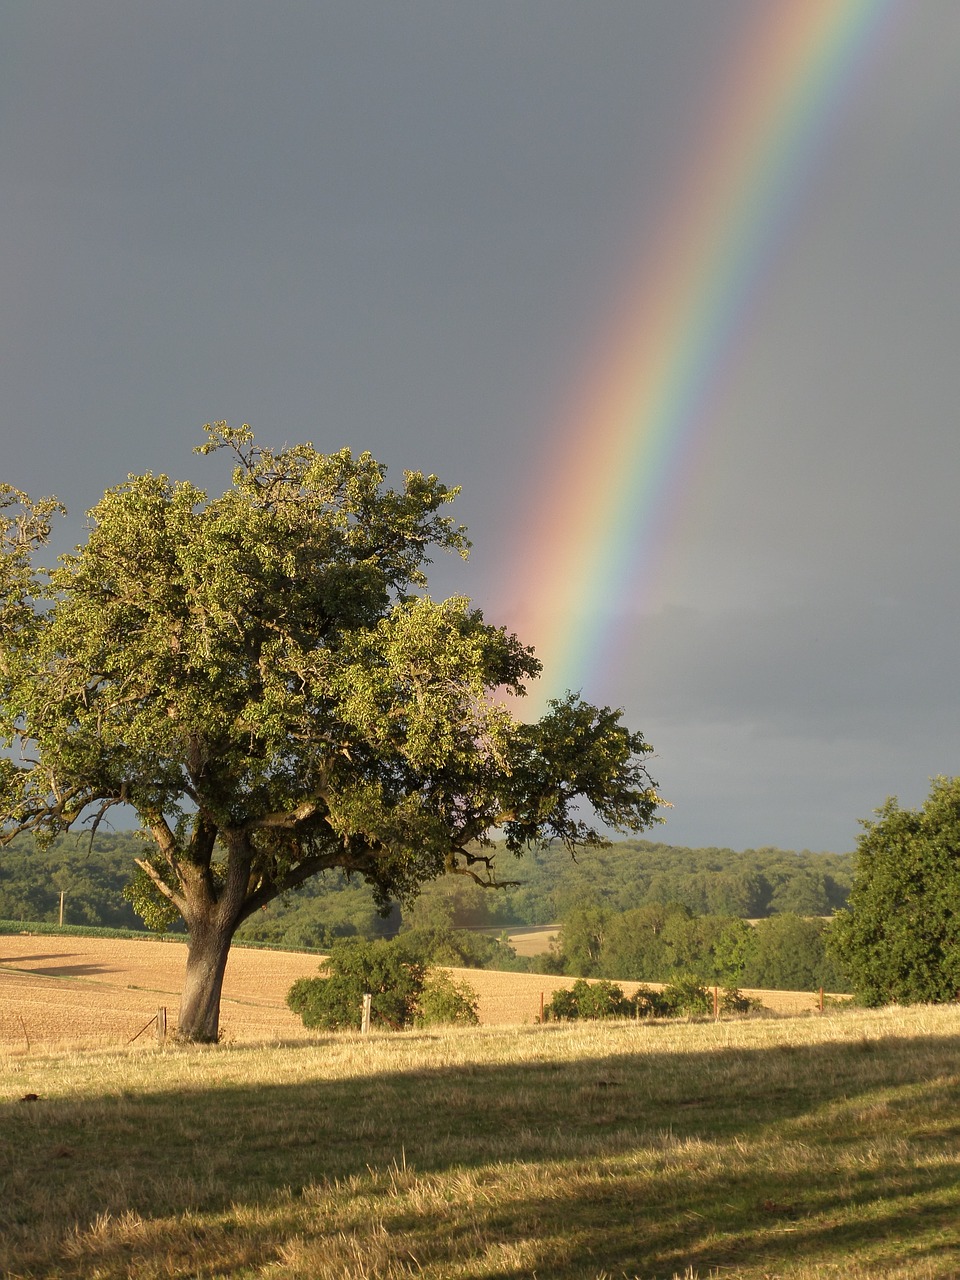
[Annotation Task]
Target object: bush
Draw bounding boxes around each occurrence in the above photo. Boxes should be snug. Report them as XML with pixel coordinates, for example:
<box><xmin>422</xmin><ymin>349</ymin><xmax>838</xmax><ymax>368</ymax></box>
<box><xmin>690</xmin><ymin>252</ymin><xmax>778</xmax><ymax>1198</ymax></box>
<box><xmin>718</xmin><ymin>987</ymin><xmax>762</xmax><ymax>1015</ymax></box>
<box><xmin>416</xmin><ymin>971</ymin><xmax>480</xmax><ymax>1026</ymax></box>
<box><xmin>542</xmin><ymin>977</ymin><xmax>760</xmax><ymax>1023</ymax></box>
<box><xmin>287</xmin><ymin>938</ymin><xmax>425</xmax><ymax>1030</ymax></box>
<box><xmin>659</xmin><ymin>975</ymin><xmax>711</xmax><ymax>1017</ymax></box>
<box><xmin>573</xmin><ymin>978</ymin><xmax>635</xmax><ymax>1019</ymax></box>
<box><xmin>544</xmin><ymin>978</ymin><xmax>634</xmax><ymax>1021</ymax></box>
<box><xmin>632</xmin><ymin>984</ymin><xmax>672</xmax><ymax>1018</ymax></box>
<box><xmin>543</xmin><ymin>987</ymin><xmax>580</xmax><ymax>1020</ymax></box>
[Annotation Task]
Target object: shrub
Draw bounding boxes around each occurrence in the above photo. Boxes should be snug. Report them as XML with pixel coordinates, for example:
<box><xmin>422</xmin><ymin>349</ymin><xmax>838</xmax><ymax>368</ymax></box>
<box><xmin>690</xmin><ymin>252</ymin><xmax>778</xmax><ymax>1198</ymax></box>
<box><xmin>719</xmin><ymin>987</ymin><xmax>762</xmax><ymax>1015</ymax></box>
<box><xmin>415</xmin><ymin>971</ymin><xmax>480</xmax><ymax>1026</ymax></box>
<box><xmin>287</xmin><ymin>938</ymin><xmax>425</xmax><ymax>1030</ymax></box>
<box><xmin>544</xmin><ymin>987</ymin><xmax>580</xmax><ymax>1020</ymax></box>
<box><xmin>660</xmin><ymin>975</ymin><xmax>711</xmax><ymax>1017</ymax></box>
<box><xmin>632</xmin><ymin>984</ymin><xmax>672</xmax><ymax>1017</ymax></box>
<box><xmin>544</xmin><ymin>978</ymin><xmax>634</xmax><ymax>1021</ymax></box>
<box><xmin>573</xmin><ymin>978</ymin><xmax>634</xmax><ymax>1019</ymax></box>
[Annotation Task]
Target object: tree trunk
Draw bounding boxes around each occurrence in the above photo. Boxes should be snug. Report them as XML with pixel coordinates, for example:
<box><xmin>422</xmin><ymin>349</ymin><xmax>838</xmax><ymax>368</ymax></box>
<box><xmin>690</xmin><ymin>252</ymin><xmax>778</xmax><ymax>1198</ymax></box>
<box><xmin>176</xmin><ymin>916</ymin><xmax>236</xmax><ymax>1043</ymax></box>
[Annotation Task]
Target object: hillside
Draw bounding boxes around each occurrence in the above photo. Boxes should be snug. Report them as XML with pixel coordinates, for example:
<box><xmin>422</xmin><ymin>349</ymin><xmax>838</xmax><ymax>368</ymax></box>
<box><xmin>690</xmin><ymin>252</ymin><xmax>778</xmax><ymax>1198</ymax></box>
<box><xmin>0</xmin><ymin>832</ymin><xmax>855</xmax><ymax>949</ymax></box>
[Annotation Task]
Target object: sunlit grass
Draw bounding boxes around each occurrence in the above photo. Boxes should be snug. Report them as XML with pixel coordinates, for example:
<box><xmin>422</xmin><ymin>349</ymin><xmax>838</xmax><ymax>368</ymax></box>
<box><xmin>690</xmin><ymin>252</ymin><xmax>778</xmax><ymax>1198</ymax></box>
<box><xmin>2</xmin><ymin>1005</ymin><xmax>960</xmax><ymax>1278</ymax></box>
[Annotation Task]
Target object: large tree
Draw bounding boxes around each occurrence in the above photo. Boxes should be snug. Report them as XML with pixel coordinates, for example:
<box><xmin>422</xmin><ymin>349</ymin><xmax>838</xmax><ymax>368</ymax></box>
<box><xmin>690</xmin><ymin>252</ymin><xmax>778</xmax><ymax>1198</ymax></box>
<box><xmin>832</xmin><ymin>776</ymin><xmax>960</xmax><ymax>1005</ymax></box>
<box><xmin>1</xmin><ymin>424</ymin><xmax>662</xmax><ymax>1041</ymax></box>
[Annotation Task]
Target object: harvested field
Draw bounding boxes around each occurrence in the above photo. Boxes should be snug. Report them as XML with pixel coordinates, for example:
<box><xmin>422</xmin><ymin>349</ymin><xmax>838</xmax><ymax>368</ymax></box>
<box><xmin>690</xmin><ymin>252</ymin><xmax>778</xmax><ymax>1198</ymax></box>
<box><xmin>496</xmin><ymin>923</ymin><xmax>560</xmax><ymax>955</ymax></box>
<box><xmin>0</xmin><ymin>932</ymin><xmax>846</xmax><ymax>1050</ymax></box>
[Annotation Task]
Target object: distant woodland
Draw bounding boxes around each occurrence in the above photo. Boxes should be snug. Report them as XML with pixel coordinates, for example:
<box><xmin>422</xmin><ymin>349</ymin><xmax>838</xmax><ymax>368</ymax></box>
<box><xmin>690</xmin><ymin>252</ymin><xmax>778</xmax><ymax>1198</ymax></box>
<box><xmin>0</xmin><ymin>834</ymin><xmax>853</xmax><ymax>994</ymax></box>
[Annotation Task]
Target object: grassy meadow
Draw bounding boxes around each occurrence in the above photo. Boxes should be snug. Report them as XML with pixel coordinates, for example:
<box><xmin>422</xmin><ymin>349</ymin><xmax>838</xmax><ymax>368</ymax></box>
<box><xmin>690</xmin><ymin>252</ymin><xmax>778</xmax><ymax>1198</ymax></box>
<box><xmin>3</xmin><ymin>1005</ymin><xmax>960</xmax><ymax>1279</ymax></box>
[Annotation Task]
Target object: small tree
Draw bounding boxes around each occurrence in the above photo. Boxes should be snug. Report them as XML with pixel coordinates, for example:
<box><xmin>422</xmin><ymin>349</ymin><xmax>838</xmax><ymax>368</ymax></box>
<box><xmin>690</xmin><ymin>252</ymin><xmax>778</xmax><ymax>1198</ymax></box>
<box><xmin>287</xmin><ymin>938</ymin><xmax>425</xmax><ymax>1030</ymax></box>
<box><xmin>718</xmin><ymin>987</ymin><xmax>762</xmax><ymax>1016</ymax></box>
<box><xmin>833</xmin><ymin>777</ymin><xmax>960</xmax><ymax>1005</ymax></box>
<box><xmin>1</xmin><ymin>427</ymin><xmax>663</xmax><ymax>1041</ymax></box>
<box><xmin>416</xmin><ymin>971</ymin><xmax>479</xmax><ymax>1026</ymax></box>
<box><xmin>659</xmin><ymin>975</ymin><xmax>711</xmax><ymax>1017</ymax></box>
<box><xmin>544</xmin><ymin>977</ymin><xmax>633</xmax><ymax>1021</ymax></box>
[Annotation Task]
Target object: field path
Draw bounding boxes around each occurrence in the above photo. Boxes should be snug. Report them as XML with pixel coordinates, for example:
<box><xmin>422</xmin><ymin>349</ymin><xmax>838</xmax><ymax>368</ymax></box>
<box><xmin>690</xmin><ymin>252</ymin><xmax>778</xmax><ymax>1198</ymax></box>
<box><xmin>0</xmin><ymin>933</ymin><xmax>833</xmax><ymax>1050</ymax></box>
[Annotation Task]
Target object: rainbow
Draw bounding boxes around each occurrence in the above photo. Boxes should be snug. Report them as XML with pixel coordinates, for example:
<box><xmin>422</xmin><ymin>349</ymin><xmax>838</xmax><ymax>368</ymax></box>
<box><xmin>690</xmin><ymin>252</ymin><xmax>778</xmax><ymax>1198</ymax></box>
<box><xmin>500</xmin><ymin>0</ymin><xmax>897</xmax><ymax>714</ymax></box>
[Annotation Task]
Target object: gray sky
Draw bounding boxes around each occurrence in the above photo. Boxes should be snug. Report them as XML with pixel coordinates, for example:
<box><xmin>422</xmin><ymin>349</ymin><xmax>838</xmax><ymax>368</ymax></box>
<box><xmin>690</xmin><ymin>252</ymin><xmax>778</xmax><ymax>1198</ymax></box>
<box><xmin>4</xmin><ymin>2</ymin><xmax>960</xmax><ymax>854</ymax></box>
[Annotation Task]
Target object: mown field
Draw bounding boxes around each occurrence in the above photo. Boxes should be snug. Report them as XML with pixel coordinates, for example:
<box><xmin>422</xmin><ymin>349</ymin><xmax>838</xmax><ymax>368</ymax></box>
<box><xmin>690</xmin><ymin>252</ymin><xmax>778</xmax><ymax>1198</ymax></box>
<box><xmin>0</xmin><ymin>934</ymin><xmax>840</xmax><ymax>1050</ymax></box>
<box><xmin>2</xmin><ymin>1002</ymin><xmax>960</xmax><ymax>1279</ymax></box>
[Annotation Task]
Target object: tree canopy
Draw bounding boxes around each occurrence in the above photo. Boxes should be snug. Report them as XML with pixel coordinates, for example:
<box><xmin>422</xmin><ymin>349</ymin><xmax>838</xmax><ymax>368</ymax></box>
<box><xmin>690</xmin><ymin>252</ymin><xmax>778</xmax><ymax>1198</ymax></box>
<box><xmin>1</xmin><ymin>424</ymin><xmax>662</xmax><ymax>1040</ymax></box>
<box><xmin>832</xmin><ymin>776</ymin><xmax>960</xmax><ymax>1006</ymax></box>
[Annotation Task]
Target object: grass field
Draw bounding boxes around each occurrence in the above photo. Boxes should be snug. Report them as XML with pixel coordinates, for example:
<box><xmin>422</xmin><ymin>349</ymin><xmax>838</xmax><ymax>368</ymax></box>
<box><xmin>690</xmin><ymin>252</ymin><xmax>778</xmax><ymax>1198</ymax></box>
<box><xmin>2</xmin><ymin>1002</ymin><xmax>960</xmax><ymax>1279</ymax></box>
<box><xmin>0</xmin><ymin>934</ymin><xmax>839</xmax><ymax>1051</ymax></box>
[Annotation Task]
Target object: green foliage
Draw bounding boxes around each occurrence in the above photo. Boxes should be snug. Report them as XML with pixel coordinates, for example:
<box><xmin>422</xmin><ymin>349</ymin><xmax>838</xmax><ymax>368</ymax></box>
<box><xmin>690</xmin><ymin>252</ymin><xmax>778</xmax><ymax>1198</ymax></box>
<box><xmin>741</xmin><ymin>913</ymin><xmax>846</xmax><ymax>992</ymax></box>
<box><xmin>544</xmin><ymin>978</ymin><xmax>634</xmax><ymax>1021</ymax></box>
<box><xmin>552</xmin><ymin>904</ymin><xmax>609</xmax><ymax>976</ymax></box>
<box><xmin>659</xmin><ymin>975</ymin><xmax>712</xmax><ymax>1017</ymax></box>
<box><xmin>1</xmin><ymin>426</ymin><xmax>662</xmax><ymax>1040</ymax></box>
<box><xmin>286</xmin><ymin>936</ymin><xmax>480</xmax><ymax>1030</ymax></box>
<box><xmin>123</xmin><ymin>855</ymin><xmax>187</xmax><ymax>933</ymax></box>
<box><xmin>0</xmin><ymin>830</ymin><xmax>850</xmax><ymax>998</ymax></box>
<box><xmin>287</xmin><ymin>938</ymin><xmax>426</xmax><ymax>1031</ymax></box>
<box><xmin>398</xmin><ymin>923</ymin><xmax>524</xmax><ymax>971</ymax></box>
<box><xmin>490</xmin><ymin>840</ymin><xmax>853</xmax><ymax>927</ymax></box>
<box><xmin>552</xmin><ymin>897</ymin><xmax>845</xmax><ymax>993</ymax></box>
<box><xmin>0</xmin><ymin>920</ymin><xmax>175</xmax><ymax>940</ymax></box>
<box><xmin>719</xmin><ymin>987</ymin><xmax>762</xmax><ymax>1015</ymax></box>
<box><xmin>543</xmin><ymin>975</ymin><xmax>754</xmax><ymax>1022</ymax></box>
<box><xmin>235</xmin><ymin>870</ymin><xmax>401</xmax><ymax>950</ymax></box>
<box><xmin>400</xmin><ymin>876</ymin><xmax>500</xmax><ymax>930</ymax></box>
<box><xmin>833</xmin><ymin>777</ymin><xmax>960</xmax><ymax>1006</ymax></box>
<box><xmin>0</xmin><ymin>832</ymin><xmax>163</xmax><ymax>930</ymax></box>
<box><xmin>571</xmin><ymin>977</ymin><xmax>635</xmax><ymax>1019</ymax></box>
<box><xmin>415</xmin><ymin>971</ymin><xmax>480</xmax><ymax>1026</ymax></box>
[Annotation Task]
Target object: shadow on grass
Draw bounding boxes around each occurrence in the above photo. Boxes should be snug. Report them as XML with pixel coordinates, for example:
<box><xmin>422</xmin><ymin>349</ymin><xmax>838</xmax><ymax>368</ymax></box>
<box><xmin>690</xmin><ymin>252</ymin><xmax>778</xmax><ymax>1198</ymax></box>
<box><xmin>3</xmin><ymin>1029</ymin><xmax>960</xmax><ymax>1278</ymax></box>
<box><xmin>1</xmin><ymin>961</ymin><xmax>121</xmax><ymax>978</ymax></box>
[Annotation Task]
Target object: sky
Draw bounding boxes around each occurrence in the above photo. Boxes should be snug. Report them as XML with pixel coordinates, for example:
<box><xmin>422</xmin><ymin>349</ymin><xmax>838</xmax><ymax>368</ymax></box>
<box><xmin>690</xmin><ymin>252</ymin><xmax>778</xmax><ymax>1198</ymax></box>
<box><xmin>3</xmin><ymin>2</ymin><xmax>960</xmax><ymax>855</ymax></box>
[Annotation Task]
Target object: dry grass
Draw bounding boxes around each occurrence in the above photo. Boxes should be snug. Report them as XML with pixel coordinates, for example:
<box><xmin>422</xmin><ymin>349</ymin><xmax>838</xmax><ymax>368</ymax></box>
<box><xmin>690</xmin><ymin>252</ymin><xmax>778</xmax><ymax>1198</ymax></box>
<box><xmin>0</xmin><ymin>933</ymin><xmax>844</xmax><ymax>1051</ymax></box>
<box><xmin>1</xmin><ymin>1005</ymin><xmax>959</xmax><ymax>1278</ymax></box>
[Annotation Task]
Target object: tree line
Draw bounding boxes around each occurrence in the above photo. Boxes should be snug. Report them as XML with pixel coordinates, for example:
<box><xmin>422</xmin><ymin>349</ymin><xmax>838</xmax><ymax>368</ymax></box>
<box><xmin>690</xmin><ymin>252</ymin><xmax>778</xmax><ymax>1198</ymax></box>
<box><xmin>237</xmin><ymin>837</ymin><xmax>853</xmax><ymax>949</ymax></box>
<box><xmin>546</xmin><ymin>902</ymin><xmax>847</xmax><ymax>992</ymax></box>
<box><xmin>0</xmin><ymin>830</ymin><xmax>852</xmax><ymax>942</ymax></box>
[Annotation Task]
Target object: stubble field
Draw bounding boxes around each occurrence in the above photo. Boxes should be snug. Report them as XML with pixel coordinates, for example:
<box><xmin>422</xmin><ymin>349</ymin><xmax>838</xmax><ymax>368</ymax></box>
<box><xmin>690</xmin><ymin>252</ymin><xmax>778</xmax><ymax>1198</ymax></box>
<box><xmin>2</xmin><ymin>1000</ymin><xmax>960</xmax><ymax>1279</ymax></box>
<box><xmin>0</xmin><ymin>933</ymin><xmax>838</xmax><ymax>1049</ymax></box>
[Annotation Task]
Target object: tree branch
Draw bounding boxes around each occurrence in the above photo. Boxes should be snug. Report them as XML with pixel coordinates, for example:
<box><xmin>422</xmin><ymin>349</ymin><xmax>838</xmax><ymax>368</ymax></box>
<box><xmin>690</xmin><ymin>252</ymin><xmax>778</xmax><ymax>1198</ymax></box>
<box><xmin>242</xmin><ymin>799</ymin><xmax>322</xmax><ymax>832</ymax></box>
<box><xmin>133</xmin><ymin>856</ymin><xmax>187</xmax><ymax>915</ymax></box>
<box><xmin>235</xmin><ymin>848</ymin><xmax>355</xmax><ymax>923</ymax></box>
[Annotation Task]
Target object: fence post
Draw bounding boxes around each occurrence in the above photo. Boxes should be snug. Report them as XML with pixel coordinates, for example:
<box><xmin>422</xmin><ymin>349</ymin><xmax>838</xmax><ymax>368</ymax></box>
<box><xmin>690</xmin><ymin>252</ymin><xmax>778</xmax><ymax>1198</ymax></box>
<box><xmin>713</xmin><ymin>985</ymin><xmax>719</xmax><ymax>1020</ymax></box>
<box><xmin>361</xmin><ymin>993</ymin><xmax>372</xmax><ymax>1035</ymax></box>
<box><xmin>539</xmin><ymin>991</ymin><xmax>544</xmax><ymax>1023</ymax></box>
<box><xmin>156</xmin><ymin>1007</ymin><xmax>167</xmax><ymax>1046</ymax></box>
<box><xmin>819</xmin><ymin>987</ymin><xmax>824</xmax><ymax>1014</ymax></box>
